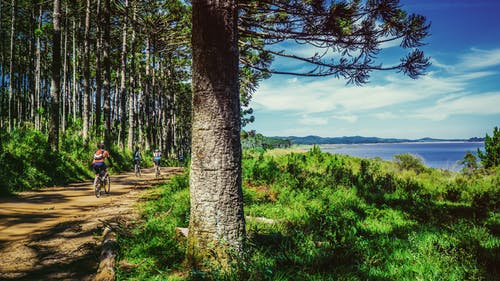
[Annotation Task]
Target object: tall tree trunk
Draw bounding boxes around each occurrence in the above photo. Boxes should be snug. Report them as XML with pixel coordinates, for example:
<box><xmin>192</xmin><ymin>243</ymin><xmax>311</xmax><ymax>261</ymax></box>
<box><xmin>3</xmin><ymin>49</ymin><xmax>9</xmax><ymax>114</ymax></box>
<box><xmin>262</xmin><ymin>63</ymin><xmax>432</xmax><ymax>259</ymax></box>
<box><xmin>29</xmin><ymin>6</ymin><xmax>36</xmax><ymax>124</ymax></box>
<box><xmin>95</xmin><ymin>0</ymin><xmax>102</xmax><ymax>136</ymax></box>
<box><xmin>187</xmin><ymin>0</ymin><xmax>244</xmax><ymax>272</ymax></box>
<box><xmin>138</xmin><ymin>71</ymin><xmax>143</xmax><ymax>146</ymax></box>
<box><xmin>48</xmin><ymin>0</ymin><xmax>62</xmax><ymax>151</ymax></box>
<box><xmin>35</xmin><ymin>2</ymin><xmax>43</xmax><ymax>130</ymax></box>
<box><xmin>0</xmin><ymin>0</ymin><xmax>2</xmax><ymax>127</ymax></box>
<box><xmin>62</xmin><ymin>6</ymin><xmax>68</xmax><ymax>132</ymax></box>
<box><xmin>72</xmin><ymin>17</ymin><xmax>77</xmax><ymax>122</ymax></box>
<box><xmin>103</xmin><ymin>0</ymin><xmax>111</xmax><ymax>147</ymax></box>
<box><xmin>8</xmin><ymin>0</ymin><xmax>17</xmax><ymax>132</ymax></box>
<box><xmin>119</xmin><ymin>0</ymin><xmax>128</xmax><ymax>150</ymax></box>
<box><xmin>143</xmin><ymin>37</ymin><xmax>151</xmax><ymax>150</ymax></box>
<box><xmin>82</xmin><ymin>0</ymin><xmax>91</xmax><ymax>142</ymax></box>
<box><xmin>127</xmin><ymin>1</ymin><xmax>136</xmax><ymax>150</ymax></box>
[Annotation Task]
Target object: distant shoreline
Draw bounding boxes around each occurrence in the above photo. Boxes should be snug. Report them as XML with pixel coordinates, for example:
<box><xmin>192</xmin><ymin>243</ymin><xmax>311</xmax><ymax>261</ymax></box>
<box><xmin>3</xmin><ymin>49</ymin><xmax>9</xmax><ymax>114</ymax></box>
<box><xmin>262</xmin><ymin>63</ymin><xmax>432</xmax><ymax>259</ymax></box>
<box><xmin>318</xmin><ymin>141</ymin><xmax>484</xmax><ymax>147</ymax></box>
<box><xmin>274</xmin><ymin>135</ymin><xmax>484</xmax><ymax>145</ymax></box>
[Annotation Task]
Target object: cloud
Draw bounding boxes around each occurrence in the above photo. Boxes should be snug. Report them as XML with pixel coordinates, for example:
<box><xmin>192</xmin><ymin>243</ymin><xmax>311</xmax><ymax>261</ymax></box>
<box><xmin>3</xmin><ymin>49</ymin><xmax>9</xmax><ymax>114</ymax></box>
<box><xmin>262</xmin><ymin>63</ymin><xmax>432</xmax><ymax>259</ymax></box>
<box><xmin>254</xmin><ymin>72</ymin><xmax>465</xmax><ymax>114</ymax></box>
<box><xmin>374</xmin><ymin>112</ymin><xmax>398</xmax><ymax>120</ymax></box>
<box><xmin>333</xmin><ymin>114</ymin><xmax>358</xmax><ymax>123</ymax></box>
<box><xmin>414</xmin><ymin>92</ymin><xmax>500</xmax><ymax>120</ymax></box>
<box><xmin>458</xmin><ymin>48</ymin><xmax>500</xmax><ymax>70</ymax></box>
<box><xmin>433</xmin><ymin>48</ymin><xmax>500</xmax><ymax>73</ymax></box>
<box><xmin>299</xmin><ymin>114</ymin><xmax>329</xmax><ymax>125</ymax></box>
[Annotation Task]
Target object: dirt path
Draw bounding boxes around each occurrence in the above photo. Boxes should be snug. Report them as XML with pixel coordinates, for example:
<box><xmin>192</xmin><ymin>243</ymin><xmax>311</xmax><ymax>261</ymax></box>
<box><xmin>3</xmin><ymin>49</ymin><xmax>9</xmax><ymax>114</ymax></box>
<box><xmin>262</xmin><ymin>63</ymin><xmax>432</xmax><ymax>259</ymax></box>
<box><xmin>0</xmin><ymin>167</ymin><xmax>183</xmax><ymax>280</ymax></box>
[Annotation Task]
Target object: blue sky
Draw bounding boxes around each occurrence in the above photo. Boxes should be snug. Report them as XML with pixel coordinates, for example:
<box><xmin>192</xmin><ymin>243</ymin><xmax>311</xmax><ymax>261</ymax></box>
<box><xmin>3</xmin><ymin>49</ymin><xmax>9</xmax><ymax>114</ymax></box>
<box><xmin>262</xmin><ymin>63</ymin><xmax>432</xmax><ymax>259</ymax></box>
<box><xmin>246</xmin><ymin>0</ymin><xmax>500</xmax><ymax>139</ymax></box>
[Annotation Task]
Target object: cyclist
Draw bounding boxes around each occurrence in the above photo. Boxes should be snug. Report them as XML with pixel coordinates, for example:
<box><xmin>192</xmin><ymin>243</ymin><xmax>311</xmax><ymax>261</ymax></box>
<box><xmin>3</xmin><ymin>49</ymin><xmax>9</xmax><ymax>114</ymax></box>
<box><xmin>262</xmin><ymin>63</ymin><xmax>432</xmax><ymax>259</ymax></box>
<box><xmin>133</xmin><ymin>146</ymin><xmax>141</xmax><ymax>167</ymax></box>
<box><xmin>153</xmin><ymin>149</ymin><xmax>162</xmax><ymax>174</ymax></box>
<box><xmin>92</xmin><ymin>142</ymin><xmax>112</xmax><ymax>178</ymax></box>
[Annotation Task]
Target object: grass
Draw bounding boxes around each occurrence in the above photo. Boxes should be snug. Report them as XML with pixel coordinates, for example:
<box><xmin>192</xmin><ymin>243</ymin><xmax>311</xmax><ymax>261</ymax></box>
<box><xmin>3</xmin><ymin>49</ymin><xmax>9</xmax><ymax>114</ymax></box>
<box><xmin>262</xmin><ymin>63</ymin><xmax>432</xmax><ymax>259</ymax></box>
<box><xmin>116</xmin><ymin>146</ymin><xmax>499</xmax><ymax>280</ymax></box>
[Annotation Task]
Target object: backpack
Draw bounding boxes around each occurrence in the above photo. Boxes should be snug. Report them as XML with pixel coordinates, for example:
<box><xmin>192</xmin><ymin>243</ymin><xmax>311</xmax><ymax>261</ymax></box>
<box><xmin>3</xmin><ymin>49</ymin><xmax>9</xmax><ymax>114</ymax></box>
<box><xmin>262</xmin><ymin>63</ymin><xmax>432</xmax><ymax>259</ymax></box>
<box><xmin>134</xmin><ymin>150</ymin><xmax>140</xmax><ymax>158</ymax></box>
<box><xmin>94</xmin><ymin>149</ymin><xmax>104</xmax><ymax>160</ymax></box>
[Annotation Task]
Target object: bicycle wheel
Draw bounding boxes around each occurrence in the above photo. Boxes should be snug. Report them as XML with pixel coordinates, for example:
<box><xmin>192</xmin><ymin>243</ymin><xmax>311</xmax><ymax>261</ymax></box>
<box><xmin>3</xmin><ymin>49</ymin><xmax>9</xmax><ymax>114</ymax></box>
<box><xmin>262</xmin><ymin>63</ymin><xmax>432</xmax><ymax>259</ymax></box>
<box><xmin>94</xmin><ymin>177</ymin><xmax>101</xmax><ymax>198</ymax></box>
<box><xmin>155</xmin><ymin>165</ymin><xmax>160</xmax><ymax>178</ymax></box>
<box><xmin>134</xmin><ymin>164</ymin><xmax>138</xmax><ymax>176</ymax></box>
<box><xmin>104</xmin><ymin>176</ymin><xmax>111</xmax><ymax>194</ymax></box>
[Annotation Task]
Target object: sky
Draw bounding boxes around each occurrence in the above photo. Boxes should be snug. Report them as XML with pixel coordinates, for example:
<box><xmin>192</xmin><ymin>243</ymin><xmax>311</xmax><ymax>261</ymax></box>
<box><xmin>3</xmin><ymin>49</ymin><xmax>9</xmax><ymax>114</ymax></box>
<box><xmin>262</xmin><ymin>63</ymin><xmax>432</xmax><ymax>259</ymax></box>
<box><xmin>245</xmin><ymin>0</ymin><xmax>500</xmax><ymax>139</ymax></box>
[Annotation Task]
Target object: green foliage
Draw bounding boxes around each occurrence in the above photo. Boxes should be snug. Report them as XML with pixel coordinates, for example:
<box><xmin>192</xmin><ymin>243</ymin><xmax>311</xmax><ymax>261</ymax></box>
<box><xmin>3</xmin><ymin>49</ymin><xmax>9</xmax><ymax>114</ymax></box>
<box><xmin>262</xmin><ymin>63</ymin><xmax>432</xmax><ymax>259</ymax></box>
<box><xmin>117</xmin><ymin>147</ymin><xmax>499</xmax><ymax>280</ymax></box>
<box><xmin>0</xmin><ymin>128</ymin><xmax>137</xmax><ymax>195</ymax></box>
<box><xmin>393</xmin><ymin>153</ymin><xmax>427</xmax><ymax>174</ymax></box>
<box><xmin>460</xmin><ymin>151</ymin><xmax>479</xmax><ymax>175</ymax></box>
<box><xmin>241</xmin><ymin>130</ymin><xmax>291</xmax><ymax>150</ymax></box>
<box><xmin>478</xmin><ymin>126</ymin><xmax>500</xmax><ymax>169</ymax></box>
<box><xmin>116</xmin><ymin>172</ymin><xmax>190</xmax><ymax>280</ymax></box>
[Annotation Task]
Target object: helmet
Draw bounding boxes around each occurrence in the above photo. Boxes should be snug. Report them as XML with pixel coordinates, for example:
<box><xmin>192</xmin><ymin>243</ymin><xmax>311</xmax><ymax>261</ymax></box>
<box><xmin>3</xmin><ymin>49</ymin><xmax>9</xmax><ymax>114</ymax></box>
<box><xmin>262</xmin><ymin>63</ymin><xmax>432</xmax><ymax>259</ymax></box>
<box><xmin>98</xmin><ymin>141</ymin><xmax>105</xmax><ymax>149</ymax></box>
<box><xmin>154</xmin><ymin>149</ymin><xmax>160</xmax><ymax>152</ymax></box>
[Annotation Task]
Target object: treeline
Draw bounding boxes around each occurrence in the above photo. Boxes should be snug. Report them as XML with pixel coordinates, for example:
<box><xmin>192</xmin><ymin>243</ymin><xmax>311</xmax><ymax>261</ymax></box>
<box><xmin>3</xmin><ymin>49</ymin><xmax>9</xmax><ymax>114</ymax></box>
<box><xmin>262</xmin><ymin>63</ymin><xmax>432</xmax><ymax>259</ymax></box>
<box><xmin>0</xmin><ymin>0</ymin><xmax>192</xmax><ymax>159</ymax></box>
<box><xmin>241</xmin><ymin>130</ymin><xmax>292</xmax><ymax>150</ymax></box>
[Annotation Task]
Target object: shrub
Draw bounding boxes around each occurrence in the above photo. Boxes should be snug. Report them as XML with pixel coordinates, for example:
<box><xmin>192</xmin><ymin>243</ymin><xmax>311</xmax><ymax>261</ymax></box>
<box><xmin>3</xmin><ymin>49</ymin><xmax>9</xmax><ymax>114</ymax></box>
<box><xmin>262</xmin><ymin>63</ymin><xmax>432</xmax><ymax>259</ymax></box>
<box><xmin>393</xmin><ymin>153</ymin><xmax>427</xmax><ymax>174</ymax></box>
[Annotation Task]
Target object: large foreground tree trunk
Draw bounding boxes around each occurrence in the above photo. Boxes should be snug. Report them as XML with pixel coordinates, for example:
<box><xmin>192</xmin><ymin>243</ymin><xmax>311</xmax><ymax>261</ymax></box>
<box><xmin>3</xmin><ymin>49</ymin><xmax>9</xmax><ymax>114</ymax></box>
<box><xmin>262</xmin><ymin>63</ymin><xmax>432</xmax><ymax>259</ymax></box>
<box><xmin>187</xmin><ymin>0</ymin><xmax>245</xmax><ymax>272</ymax></box>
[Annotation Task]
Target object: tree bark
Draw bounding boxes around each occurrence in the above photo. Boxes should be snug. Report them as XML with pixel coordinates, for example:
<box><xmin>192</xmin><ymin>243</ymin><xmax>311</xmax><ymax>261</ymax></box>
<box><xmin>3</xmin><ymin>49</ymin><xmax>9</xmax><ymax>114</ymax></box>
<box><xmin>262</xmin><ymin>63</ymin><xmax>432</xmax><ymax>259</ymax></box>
<box><xmin>48</xmin><ymin>0</ymin><xmax>62</xmax><ymax>151</ymax></box>
<box><xmin>119</xmin><ymin>0</ymin><xmax>128</xmax><ymax>149</ymax></box>
<box><xmin>95</xmin><ymin>0</ymin><xmax>102</xmax><ymax>136</ymax></box>
<box><xmin>143</xmin><ymin>37</ymin><xmax>151</xmax><ymax>150</ymax></box>
<box><xmin>34</xmin><ymin>1</ymin><xmax>42</xmax><ymax>130</ymax></box>
<box><xmin>187</xmin><ymin>0</ymin><xmax>245</xmax><ymax>272</ymax></box>
<box><xmin>72</xmin><ymin>16</ymin><xmax>77</xmax><ymax>122</ymax></box>
<box><xmin>62</xmin><ymin>6</ymin><xmax>68</xmax><ymax>132</ymax></box>
<box><xmin>127</xmin><ymin>1</ymin><xmax>136</xmax><ymax>150</ymax></box>
<box><xmin>103</xmin><ymin>0</ymin><xmax>111</xmax><ymax>147</ymax></box>
<box><xmin>82</xmin><ymin>0</ymin><xmax>91</xmax><ymax>142</ymax></box>
<box><xmin>8</xmin><ymin>0</ymin><xmax>16</xmax><ymax>132</ymax></box>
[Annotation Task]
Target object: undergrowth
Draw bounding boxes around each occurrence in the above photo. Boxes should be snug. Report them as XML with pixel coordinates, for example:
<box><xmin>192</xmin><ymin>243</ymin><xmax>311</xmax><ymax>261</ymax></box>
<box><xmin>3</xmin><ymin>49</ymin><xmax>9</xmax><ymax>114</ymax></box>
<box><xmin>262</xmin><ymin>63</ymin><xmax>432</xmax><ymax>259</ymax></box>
<box><xmin>117</xmin><ymin>146</ymin><xmax>499</xmax><ymax>280</ymax></box>
<box><xmin>0</xmin><ymin>128</ymin><xmax>135</xmax><ymax>194</ymax></box>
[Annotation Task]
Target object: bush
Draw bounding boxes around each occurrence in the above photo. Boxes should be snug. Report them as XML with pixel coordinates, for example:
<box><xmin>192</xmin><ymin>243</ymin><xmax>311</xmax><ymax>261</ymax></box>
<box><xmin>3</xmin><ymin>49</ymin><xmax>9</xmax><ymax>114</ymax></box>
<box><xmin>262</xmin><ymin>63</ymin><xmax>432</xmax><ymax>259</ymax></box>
<box><xmin>393</xmin><ymin>153</ymin><xmax>427</xmax><ymax>174</ymax></box>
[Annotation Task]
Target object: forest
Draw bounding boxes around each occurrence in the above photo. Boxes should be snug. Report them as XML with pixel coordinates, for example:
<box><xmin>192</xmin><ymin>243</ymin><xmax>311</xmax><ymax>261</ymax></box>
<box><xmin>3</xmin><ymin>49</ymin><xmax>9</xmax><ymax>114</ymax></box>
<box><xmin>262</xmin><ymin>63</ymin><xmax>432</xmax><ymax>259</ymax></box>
<box><xmin>0</xmin><ymin>0</ymin><xmax>192</xmax><ymax>158</ymax></box>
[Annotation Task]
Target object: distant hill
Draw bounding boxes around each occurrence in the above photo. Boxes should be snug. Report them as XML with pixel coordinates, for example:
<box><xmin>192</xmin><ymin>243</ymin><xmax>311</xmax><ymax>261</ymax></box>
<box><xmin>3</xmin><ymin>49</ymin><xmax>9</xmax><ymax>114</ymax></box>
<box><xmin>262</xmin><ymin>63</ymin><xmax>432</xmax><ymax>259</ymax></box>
<box><xmin>273</xmin><ymin>135</ymin><xmax>484</xmax><ymax>145</ymax></box>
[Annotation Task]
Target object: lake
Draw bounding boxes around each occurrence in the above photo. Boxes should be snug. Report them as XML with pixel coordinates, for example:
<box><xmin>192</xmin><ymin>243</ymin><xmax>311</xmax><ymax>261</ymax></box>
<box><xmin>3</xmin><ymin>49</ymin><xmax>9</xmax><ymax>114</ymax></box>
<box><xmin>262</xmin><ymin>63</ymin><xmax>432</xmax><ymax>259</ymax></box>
<box><xmin>319</xmin><ymin>142</ymin><xmax>485</xmax><ymax>170</ymax></box>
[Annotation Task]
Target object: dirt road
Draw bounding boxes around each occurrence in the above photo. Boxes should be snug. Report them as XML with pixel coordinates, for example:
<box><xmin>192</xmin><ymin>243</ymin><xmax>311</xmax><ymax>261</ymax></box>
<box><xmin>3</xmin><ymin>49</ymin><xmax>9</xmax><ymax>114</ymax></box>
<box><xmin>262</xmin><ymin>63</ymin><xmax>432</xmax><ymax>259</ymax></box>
<box><xmin>0</xmin><ymin>167</ymin><xmax>183</xmax><ymax>280</ymax></box>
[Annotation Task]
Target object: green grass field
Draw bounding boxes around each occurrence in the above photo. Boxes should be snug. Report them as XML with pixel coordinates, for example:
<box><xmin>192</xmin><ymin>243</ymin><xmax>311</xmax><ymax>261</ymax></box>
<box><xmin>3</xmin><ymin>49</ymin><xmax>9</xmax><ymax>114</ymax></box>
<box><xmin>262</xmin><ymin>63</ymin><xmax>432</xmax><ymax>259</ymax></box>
<box><xmin>117</xmin><ymin>146</ymin><xmax>499</xmax><ymax>280</ymax></box>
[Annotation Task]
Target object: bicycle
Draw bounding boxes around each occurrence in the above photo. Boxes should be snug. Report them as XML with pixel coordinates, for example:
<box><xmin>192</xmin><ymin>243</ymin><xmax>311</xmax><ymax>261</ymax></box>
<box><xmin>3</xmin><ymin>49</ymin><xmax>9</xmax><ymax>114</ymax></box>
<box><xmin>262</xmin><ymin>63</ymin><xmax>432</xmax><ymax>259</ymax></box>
<box><xmin>94</xmin><ymin>167</ymin><xmax>110</xmax><ymax>198</ymax></box>
<box><xmin>134</xmin><ymin>160</ymin><xmax>141</xmax><ymax>177</ymax></box>
<box><xmin>154</xmin><ymin>162</ymin><xmax>160</xmax><ymax>179</ymax></box>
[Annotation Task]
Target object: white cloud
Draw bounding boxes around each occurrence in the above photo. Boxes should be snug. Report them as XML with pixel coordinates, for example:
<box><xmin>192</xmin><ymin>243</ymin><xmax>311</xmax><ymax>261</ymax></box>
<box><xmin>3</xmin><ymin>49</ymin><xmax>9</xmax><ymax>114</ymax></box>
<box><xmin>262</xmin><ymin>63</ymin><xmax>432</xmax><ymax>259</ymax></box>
<box><xmin>254</xmin><ymin>72</ymin><xmax>465</xmax><ymax>114</ymax></box>
<box><xmin>333</xmin><ymin>114</ymin><xmax>358</xmax><ymax>123</ymax></box>
<box><xmin>299</xmin><ymin>114</ymin><xmax>329</xmax><ymax>125</ymax></box>
<box><xmin>432</xmin><ymin>48</ymin><xmax>500</xmax><ymax>73</ymax></box>
<box><xmin>458</xmin><ymin>48</ymin><xmax>500</xmax><ymax>70</ymax></box>
<box><xmin>414</xmin><ymin>92</ymin><xmax>500</xmax><ymax>120</ymax></box>
<box><xmin>374</xmin><ymin>112</ymin><xmax>398</xmax><ymax>120</ymax></box>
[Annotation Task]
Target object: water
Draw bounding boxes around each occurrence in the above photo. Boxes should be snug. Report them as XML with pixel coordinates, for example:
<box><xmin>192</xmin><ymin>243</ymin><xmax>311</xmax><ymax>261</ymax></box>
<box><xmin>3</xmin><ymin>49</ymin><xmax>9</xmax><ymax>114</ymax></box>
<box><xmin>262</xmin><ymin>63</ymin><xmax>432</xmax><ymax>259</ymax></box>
<box><xmin>319</xmin><ymin>142</ymin><xmax>485</xmax><ymax>170</ymax></box>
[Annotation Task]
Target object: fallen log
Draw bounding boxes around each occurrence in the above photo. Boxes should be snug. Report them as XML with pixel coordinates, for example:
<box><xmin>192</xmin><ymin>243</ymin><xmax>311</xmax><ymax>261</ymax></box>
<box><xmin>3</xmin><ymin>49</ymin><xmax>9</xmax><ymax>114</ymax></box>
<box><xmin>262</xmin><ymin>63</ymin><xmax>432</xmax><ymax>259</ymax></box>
<box><xmin>95</xmin><ymin>226</ymin><xmax>117</xmax><ymax>281</ymax></box>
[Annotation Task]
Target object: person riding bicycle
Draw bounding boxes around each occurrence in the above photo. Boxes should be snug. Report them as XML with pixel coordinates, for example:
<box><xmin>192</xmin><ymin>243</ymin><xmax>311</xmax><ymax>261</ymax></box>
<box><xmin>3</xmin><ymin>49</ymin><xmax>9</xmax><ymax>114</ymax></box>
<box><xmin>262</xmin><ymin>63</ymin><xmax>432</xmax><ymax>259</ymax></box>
<box><xmin>92</xmin><ymin>142</ymin><xmax>112</xmax><ymax>177</ymax></box>
<box><xmin>133</xmin><ymin>147</ymin><xmax>141</xmax><ymax>166</ymax></box>
<box><xmin>153</xmin><ymin>149</ymin><xmax>162</xmax><ymax>170</ymax></box>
